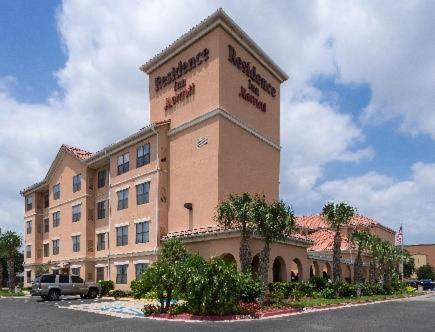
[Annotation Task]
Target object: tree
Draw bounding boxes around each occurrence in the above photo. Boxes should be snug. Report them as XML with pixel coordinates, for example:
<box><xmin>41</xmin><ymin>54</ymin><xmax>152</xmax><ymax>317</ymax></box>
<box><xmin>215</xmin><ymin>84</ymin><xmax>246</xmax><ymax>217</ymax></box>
<box><xmin>350</xmin><ymin>230</ymin><xmax>371</xmax><ymax>284</ymax></box>
<box><xmin>377</xmin><ymin>240</ymin><xmax>401</xmax><ymax>293</ymax></box>
<box><xmin>367</xmin><ymin>234</ymin><xmax>382</xmax><ymax>283</ymax></box>
<box><xmin>403</xmin><ymin>250</ymin><xmax>415</xmax><ymax>278</ymax></box>
<box><xmin>0</xmin><ymin>231</ymin><xmax>22</xmax><ymax>291</ymax></box>
<box><xmin>322</xmin><ymin>202</ymin><xmax>356</xmax><ymax>282</ymax></box>
<box><xmin>250</xmin><ymin>195</ymin><xmax>295</xmax><ymax>286</ymax></box>
<box><xmin>416</xmin><ymin>264</ymin><xmax>435</xmax><ymax>280</ymax></box>
<box><xmin>215</xmin><ymin>193</ymin><xmax>254</xmax><ymax>273</ymax></box>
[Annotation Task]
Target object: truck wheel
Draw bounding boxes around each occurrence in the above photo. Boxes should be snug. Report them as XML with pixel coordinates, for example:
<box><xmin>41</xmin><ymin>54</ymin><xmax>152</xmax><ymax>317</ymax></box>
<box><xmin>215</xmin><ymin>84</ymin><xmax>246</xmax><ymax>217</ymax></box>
<box><xmin>48</xmin><ymin>289</ymin><xmax>60</xmax><ymax>301</ymax></box>
<box><xmin>41</xmin><ymin>295</ymin><xmax>47</xmax><ymax>301</ymax></box>
<box><xmin>80</xmin><ymin>294</ymin><xmax>87</xmax><ymax>299</ymax></box>
<box><xmin>87</xmin><ymin>288</ymin><xmax>98</xmax><ymax>299</ymax></box>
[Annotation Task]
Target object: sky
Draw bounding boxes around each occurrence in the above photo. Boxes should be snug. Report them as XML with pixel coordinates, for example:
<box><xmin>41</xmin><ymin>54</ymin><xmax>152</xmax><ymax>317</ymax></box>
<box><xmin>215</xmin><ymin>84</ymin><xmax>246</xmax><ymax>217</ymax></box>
<box><xmin>1</xmin><ymin>0</ymin><xmax>435</xmax><ymax>244</ymax></box>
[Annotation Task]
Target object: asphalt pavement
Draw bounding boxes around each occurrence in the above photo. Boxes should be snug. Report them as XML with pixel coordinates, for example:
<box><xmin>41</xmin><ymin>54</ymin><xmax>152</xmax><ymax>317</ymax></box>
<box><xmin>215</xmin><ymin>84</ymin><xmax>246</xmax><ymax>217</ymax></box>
<box><xmin>1</xmin><ymin>294</ymin><xmax>435</xmax><ymax>331</ymax></box>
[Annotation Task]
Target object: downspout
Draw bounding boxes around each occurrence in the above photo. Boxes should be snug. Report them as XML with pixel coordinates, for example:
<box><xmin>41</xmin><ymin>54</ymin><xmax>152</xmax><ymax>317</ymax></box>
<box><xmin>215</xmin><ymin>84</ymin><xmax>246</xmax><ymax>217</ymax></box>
<box><xmin>106</xmin><ymin>148</ymin><xmax>111</xmax><ymax>281</ymax></box>
<box><xmin>152</xmin><ymin>125</ymin><xmax>160</xmax><ymax>255</ymax></box>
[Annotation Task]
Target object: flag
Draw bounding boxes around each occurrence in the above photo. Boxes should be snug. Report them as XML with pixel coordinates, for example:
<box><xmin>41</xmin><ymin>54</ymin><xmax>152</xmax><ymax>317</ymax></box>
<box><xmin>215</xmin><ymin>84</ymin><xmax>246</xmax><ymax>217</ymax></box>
<box><xmin>395</xmin><ymin>225</ymin><xmax>403</xmax><ymax>245</ymax></box>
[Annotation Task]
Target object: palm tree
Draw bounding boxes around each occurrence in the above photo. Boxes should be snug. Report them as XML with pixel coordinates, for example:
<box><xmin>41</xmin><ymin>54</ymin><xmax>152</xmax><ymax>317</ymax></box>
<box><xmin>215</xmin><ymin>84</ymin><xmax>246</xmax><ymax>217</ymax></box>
<box><xmin>0</xmin><ymin>231</ymin><xmax>22</xmax><ymax>292</ymax></box>
<box><xmin>250</xmin><ymin>195</ymin><xmax>295</xmax><ymax>285</ymax></box>
<box><xmin>367</xmin><ymin>234</ymin><xmax>382</xmax><ymax>283</ymax></box>
<box><xmin>377</xmin><ymin>240</ymin><xmax>401</xmax><ymax>293</ymax></box>
<box><xmin>350</xmin><ymin>229</ymin><xmax>371</xmax><ymax>283</ymax></box>
<box><xmin>215</xmin><ymin>193</ymin><xmax>254</xmax><ymax>273</ymax></box>
<box><xmin>322</xmin><ymin>202</ymin><xmax>356</xmax><ymax>282</ymax></box>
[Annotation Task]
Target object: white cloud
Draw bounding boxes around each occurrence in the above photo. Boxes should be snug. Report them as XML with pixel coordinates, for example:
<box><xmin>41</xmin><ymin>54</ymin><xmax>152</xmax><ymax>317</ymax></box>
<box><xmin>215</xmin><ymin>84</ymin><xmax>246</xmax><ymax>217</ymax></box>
<box><xmin>318</xmin><ymin>163</ymin><xmax>435</xmax><ymax>243</ymax></box>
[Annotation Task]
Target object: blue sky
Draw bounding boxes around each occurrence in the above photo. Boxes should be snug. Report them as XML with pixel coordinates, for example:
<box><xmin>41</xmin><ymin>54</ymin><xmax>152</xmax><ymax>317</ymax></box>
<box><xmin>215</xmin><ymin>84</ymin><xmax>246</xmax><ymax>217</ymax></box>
<box><xmin>1</xmin><ymin>1</ymin><xmax>435</xmax><ymax>244</ymax></box>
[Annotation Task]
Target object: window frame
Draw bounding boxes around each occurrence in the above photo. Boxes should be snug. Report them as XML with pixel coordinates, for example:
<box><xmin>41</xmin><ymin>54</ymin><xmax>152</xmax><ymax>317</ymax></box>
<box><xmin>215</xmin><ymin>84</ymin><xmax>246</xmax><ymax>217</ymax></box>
<box><xmin>97</xmin><ymin>169</ymin><xmax>107</xmax><ymax>188</ymax></box>
<box><xmin>71</xmin><ymin>268</ymin><xmax>81</xmax><ymax>276</ymax></box>
<box><xmin>135</xmin><ymin>263</ymin><xmax>148</xmax><ymax>278</ymax></box>
<box><xmin>52</xmin><ymin>239</ymin><xmax>59</xmax><ymax>255</ymax></box>
<box><xmin>26</xmin><ymin>220</ymin><xmax>32</xmax><ymax>234</ymax></box>
<box><xmin>72</xmin><ymin>235</ymin><xmax>81</xmax><ymax>252</ymax></box>
<box><xmin>43</xmin><ymin>218</ymin><xmax>49</xmax><ymax>233</ymax></box>
<box><xmin>53</xmin><ymin>184</ymin><xmax>60</xmax><ymax>200</ymax></box>
<box><xmin>116</xmin><ymin>226</ymin><xmax>128</xmax><ymax>246</ymax></box>
<box><xmin>96</xmin><ymin>266</ymin><xmax>105</xmax><ymax>281</ymax></box>
<box><xmin>52</xmin><ymin>211</ymin><xmax>60</xmax><ymax>228</ymax></box>
<box><xmin>73</xmin><ymin>174</ymin><xmax>81</xmax><ymax>192</ymax></box>
<box><xmin>25</xmin><ymin>195</ymin><xmax>33</xmax><ymax>211</ymax></box>
<box><xmin>96</xmin><ymin>201</ymin><xmax>106</xmax><ymax>219</ymax></box>
<box><xmin>117</xmin><ymin>189</ymin><xmax>129</xmax><ymax>210</ymax></box>
<box><xmin>72</xmin><ymin>204</ymin><xmax>81</xmax><ymax>222</ymax></box>
<box><xmin>136</xmin><ymin>143</ymin><xmax>150</xmax><ymax>168</ymax></box>
<box><xmin>96</xmin><ymin>233</ymin><xmax>106</xmax><ymax>251</ymax></box>
<box><xmin>116</xmin><ymin>264</ymin><xmax>128</xmax><ymax>284</ymax></box>
<box><xmin>43</xmin><ymin>243</ymin><xmax>49</xmax><ymax>257</ymax></box>
<box><xmin>25</xmin><ymin>245</ymin><xmax>32</xmax><ymax>258</ymax></box>
<box><xmin>135</xmin><ymin>221</ymin><xmax>150</xmax><ymax>244</ymax></box>
<box><xmin>136</xmin><ymin>182</ymin><xmax>150</xmax><ymax>205</ymax></box>
<box><xmin>117</xmin><ymin>153</ymin><xmax>129</xmax><ymax>175</ymax></box>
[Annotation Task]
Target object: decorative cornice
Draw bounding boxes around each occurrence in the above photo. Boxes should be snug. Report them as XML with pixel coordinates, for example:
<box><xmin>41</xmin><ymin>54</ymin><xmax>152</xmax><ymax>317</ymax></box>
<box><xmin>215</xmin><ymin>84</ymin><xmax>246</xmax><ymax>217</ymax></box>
<box><xmin>168</xmin><ymin>108</ymin><xmax>280</xmax><ymax>151</ymax></box>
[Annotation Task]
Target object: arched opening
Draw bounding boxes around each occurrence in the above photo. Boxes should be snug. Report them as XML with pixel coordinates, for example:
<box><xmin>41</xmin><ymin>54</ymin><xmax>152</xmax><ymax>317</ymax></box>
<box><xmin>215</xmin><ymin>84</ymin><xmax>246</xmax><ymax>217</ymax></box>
<box><xmin>251</xmin><ymin>254</ymin><xmax>260</xmax><ymax>278</ymax></box>
<box><xmin>291</xmin><ymin>258</ymin><xmax>303</xmax><ymax>282</ymax></box>
<box><xmin>220</xmin><ymin>253</ymin><xmax>237</xmax><ymax>267</ymax></box>
<box><xmin>322</xmin><ymin>262</ymin><xmax>332</xmax><ymax>280</ymax></box>
<box><xmin>312</xmin><ymin>261</ymin><xmax>320</xmax><ymax>277</ymax></box>
<box><xmin>272</xmin><ymin>256</ymin><xmax>287</xmax><ymax>282</ymax></box>
<box><xmin>344</xmin><ymin>265</ymin><xmax>352</xmax><ymax>282</ymax></box>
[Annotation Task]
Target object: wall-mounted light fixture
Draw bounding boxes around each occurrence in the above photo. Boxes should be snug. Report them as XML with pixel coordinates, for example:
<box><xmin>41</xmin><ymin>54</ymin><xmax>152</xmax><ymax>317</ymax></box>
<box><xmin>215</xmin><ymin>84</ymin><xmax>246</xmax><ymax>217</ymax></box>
<box><xmin>184</xmin><ymin>202</ymin><xmax>193</xmax><ymax>210</ymax></box>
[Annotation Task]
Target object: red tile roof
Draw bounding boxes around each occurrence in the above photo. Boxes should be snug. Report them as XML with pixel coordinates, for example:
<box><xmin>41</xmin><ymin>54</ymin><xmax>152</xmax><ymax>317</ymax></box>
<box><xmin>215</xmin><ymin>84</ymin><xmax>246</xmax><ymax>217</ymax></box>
<box><xmin>63</xmin><ymin>144</ymin><xmax>93</xmax><ymax>160</ymax></box>
<box><xmin>296</xmin><ymin>214</ymin><xmax>378</xmax><ymax>231</ymax></box>
<box><xmin>307</xmin><ymin>229</ymin><xmax>355</xmax><ymax>252</ymax></box>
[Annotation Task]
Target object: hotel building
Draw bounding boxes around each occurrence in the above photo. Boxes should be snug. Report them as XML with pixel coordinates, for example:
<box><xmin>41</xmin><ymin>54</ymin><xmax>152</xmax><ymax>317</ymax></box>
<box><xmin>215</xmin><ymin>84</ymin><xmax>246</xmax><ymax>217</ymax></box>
<box><xmin>21</xmin><ymin>9</ymin><xmax>395</xmax><ymax>288</ymax></box>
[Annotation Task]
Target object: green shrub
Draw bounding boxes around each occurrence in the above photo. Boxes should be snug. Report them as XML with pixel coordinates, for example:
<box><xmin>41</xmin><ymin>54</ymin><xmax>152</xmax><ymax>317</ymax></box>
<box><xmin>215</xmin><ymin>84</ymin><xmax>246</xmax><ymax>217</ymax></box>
<box><xmin>269</xmin><ymin>282</ymin><xmax>291</xmax><ymax>300</ymax></box>
<box><xmin>98</xmin><ymin>280</ymin><xmax>114</xmax><ymax>296</ymax></box>
<box><xmin>416</xmin><ymin>264</ymin><xmax>435</xmax><ymax>280</ymax></box>
<box><xmin>130</xmin><ymin>277</ymin><xmax>151</xmax><ymax>299</ymax></box>
<box><xmin>405</xmin><ymin>286</ymin><xmax>415</xmax><ymax>295</ymax></box>
<box><xmin>309</xmin><ymin>276</ymin><xmax>328</xmax><ymax>290</ymax></box>
<box><xmin>167</xmin><ymin>302</ymin><xmax>189</xmax><ymax>315</ymax></box>
<box><xmin>142</xmin><ymin>304</ymin><xmax>162</xmax><ymax>316</ymax></box>
<box><xmin>109</xmin><ymin>289</ymin><xmax>126</xmax><ymax>299</ymax></box>
<box><xmin>238</xmin><ymin>273</ymin><xmax>264</xmax><ymax>302</ymax></box>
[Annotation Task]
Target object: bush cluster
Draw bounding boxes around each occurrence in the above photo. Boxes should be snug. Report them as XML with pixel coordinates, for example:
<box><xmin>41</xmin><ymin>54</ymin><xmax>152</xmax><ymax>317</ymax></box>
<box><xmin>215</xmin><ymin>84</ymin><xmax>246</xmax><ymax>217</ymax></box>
<box><xmin>97</xmin><ymin>280</ymin><xmax>114</xmax><ymax>297</ymax></box>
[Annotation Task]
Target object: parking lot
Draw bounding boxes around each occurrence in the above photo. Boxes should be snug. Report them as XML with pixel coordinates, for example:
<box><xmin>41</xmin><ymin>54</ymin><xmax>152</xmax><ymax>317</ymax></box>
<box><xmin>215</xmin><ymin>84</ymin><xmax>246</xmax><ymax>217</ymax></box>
<box><xmin>1</xmin><ymin>293</ymin><xmax>435</xmax><ymax>331</ymax></box>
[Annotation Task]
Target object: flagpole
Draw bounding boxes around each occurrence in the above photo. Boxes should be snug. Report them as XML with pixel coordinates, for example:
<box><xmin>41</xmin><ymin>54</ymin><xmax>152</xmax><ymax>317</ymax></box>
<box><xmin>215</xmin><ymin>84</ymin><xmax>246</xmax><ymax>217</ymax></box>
<box><xmin>401</xmin><ymin>224</ymin><xmax>404</xmax><ymax>282</ymax></box>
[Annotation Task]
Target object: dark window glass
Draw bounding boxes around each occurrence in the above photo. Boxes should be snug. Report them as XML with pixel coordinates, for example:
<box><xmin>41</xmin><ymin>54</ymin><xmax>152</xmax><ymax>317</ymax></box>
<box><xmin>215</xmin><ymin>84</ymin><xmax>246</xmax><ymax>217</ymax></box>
<box><xmin>117</xmin><ymin>153</ymin><xmax>129</xmax><ymax>175</ymax></box>
<box><xmin>96</xmin><ymin>267</ymin><xmax>105</xmax><ymax>281</ymax></box>
<box><xmin>40</xmin><ymin>275</ymin><xmax>55</xmax><ymax>283</ymax></box>
<box><xmin>52</xmin><ymin>239</ymin><xmax>59</xmax><ymax>255</ymax></box>
<box><xmin>116</xmin><ymin>226</ymin><xmax>128</xmax><ymax>246</ymax></box>
<box><xmin>59</xmin><ymin>275</ymin><xmax>69</xmax><ymax>283</ymax></box>
<box><xmin>44</xmin><ymin>218</ymin><xmax>49</xmax><ymax>233</ymax></box>
<box><xmin>136</xmin><ymin>182</ymin><xmax>150</xmax><ymax>205</ymax></box>
<box><xmin>53</xmin><ymin>211</ymin><xmax>60</xmax><ymax>227</ymax></box>
<box><xmin>72</xmin><ymin>235</ymin><xmax>80</xmax><ymax>252</ymax></box>
<box><xmin>137</xmin><ymin>143</ymin><xmax>150</xmax><ymax>168</ymax></box>
<box><xmin>71</xmin><ymin>268</ymin><xmax>81</xmax><ymax>276</ymax></box>
<box><xmin>53</xmin><ymin>184</ymin><xmax>60</xmax><ymax>200</ymax></box>
<box><xmin>25</xmin><ymin>195</ymin><xmax>33</xmax><ymax>211</ymax></box>
<box><xmin>71</xmin><ymin>276</ymin><xmax>83</xmax><ymax>283</ymax></box>
<box><xmin>97</xmin><ymin>201</ymin><xmax>106</xmax><ymax>219</ymax></box>
<box><xmin>26</xmin><ymin>220</ymin><xmax>32</xmax><ymax>234</ymax></box>
<box><xmin>97</xmin><ymin>233</ymin><xmax>106</xmax><ymax>251</ymax></box>
<box><xmin>72</xmin><ymin>204</ymin><xmax>81</xmax><ymax>222</ymax></box>
<box><xmin>136</xmin><ymin>222</ymin><xmax>149</xmax><ymax>244</ymax></box>
<box><xmin>44</xmin><ymin>192</ymin><xmax>49</xmax><ymax>208</ymax></box>
<box><xmin>116</xmin><ymin>265</ymin><xmax>128</xmax><ymax>284</ymax></box>
<box><xmin>27</xmin><ymin>271</ymin><xmax>32</xmax><ymax>283</ymax></box>
<box><xmin>135</xmin><ymin>263</ymin><xmax>148</xmax><ymax>278</ymax></box>
<box><xmin>26</xmin><ymin>245</ymin><xmax>31</xmax><ymax>258</ymax></box>
<box><xmin>73</xmin><ymin>174</ymin><xmax>81</xmax><ymax>192</ymax></box>
<box><xmin>97</xmin><ymin>170</ymin><xmax>106</xmax><ymax>188</ymax></box>
<box><xmin>43</xmin><ymin>243</ymin><xmax>49</xmax><ymax>257</ymax></box>
<box><xmin>117</xmin><ymin>189</ymin><xmax>129</xmax><ymax>210</ymax></box>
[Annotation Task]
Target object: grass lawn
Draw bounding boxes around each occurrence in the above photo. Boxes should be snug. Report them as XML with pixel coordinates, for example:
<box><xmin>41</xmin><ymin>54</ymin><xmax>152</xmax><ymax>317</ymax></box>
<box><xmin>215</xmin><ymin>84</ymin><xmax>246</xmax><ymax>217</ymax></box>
<box><xmin>0</xmin><ymin>289</ymin><xmax>25</xmax><ymax>297</ymax></box>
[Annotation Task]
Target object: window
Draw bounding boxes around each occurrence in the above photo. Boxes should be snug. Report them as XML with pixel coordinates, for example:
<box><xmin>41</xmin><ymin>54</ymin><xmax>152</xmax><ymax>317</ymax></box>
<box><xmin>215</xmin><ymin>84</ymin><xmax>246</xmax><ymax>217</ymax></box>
<box><xmin>136</xmin><ymin>182</ymin><xmax>150</xmax><ymax>205</ymax></box>
<box><xmin>97</xmin><ymin>201</ymin><xmax>106</xmax><ymax>219</ymax></box>
<box><xmin>26</xmin><ymin>271</ymin><xmax>31</xmax><ymax>283</ymax></box>
<box><xmin>97</xmin><ymin>169</ymin><xmax>106</xmax><ymax>188</ymax></box>
<box><xmin>53</xmin><ymin>184</ymin><xmax>60</xmax><ymax>200</ymax></box>
<box><xmin>117</xmin><ymin>189</ymin><xmax>129</xmax><ymax>210</ymax></box>
<box><xmin>40</xmin><ymin>275</ymin><xmax>55</xmax><ymax>283</ymax></box>
<box><xmin>72</xmin><ymin>235</ymin><xmax>80</xmax><ymax>252</ymax></box>
<box><xmin>71</xmin><ymin>268</ymin><xmax>81</xmax><ymax>276</ymax></box>
<box><xmin>117</xmin><ymin>153</ymin><xmax>129</xmax><ymax>175</ymax></box>
<box><xmin>44</xmin><ymin>218</ymin><xmax>49</xmax><ymax>233</ymax></box>
<box><xmin>136</xmin><ymin>221</ymin><xmax>149</xmax><ymax>244</ymax></box>
<box><xmin>73</xmin><ymin>174</ymin><xmax>81</xmax><ymax>192</ymax></box>
<box><xmin>26</xmin><ymin>220</ymin><xmax>32</xmax><ymax>234</ymax></box>
<box><xmin>43</xmin><ymin>243</ymin><xmax>49</xmax><ymax>257</ymax></box>
<box><xmin>52</xmin><ymin>239</ymin><xmax>59</xmax><ymax>255</ymax></box>
<box><xmin>25</xmin><ymin>195</ymin><xmax>33</xmax><ymax>211</ymax></box>
<box><xmin>96</xmin><ymin>267</ymin><xmax>105</xmax><ymax>281</ymax></box>
<box><xmin>71</xmin><ymin>275</ymin><xmax>84</xmax><ymax>283</ymax></box>
<box><xmin>116</xmin><ymin>226</ymin><xmax>128</xmax><ymax>246</ymax></box>
<box><xmin>135</xmin><ymin>263</ymin><xmax>148</xmax><ymax>278</ymax></box>
<box><xmin>116</xmin><ymin>265</ymin><xmax>128</xmax><ymax>284</ymax></box>
<box><xmin>137</xmin><ymin>143</ymin><xmax>150</xmax><ymax>167</ymax></box>
<box><xmin>59</xmin><ymin>275</ymin><xmax>69</xmax><ymax>283</ymax></box>
<box><xmin>72</xmin><ymin>204</ymin><xmax>81</xmax><ymax>222</ymax></box>
<box><xmin>26</xmin><ymin>245</ymin><xmax>31</xmax><ymax>258</ymax></box>
<box><xmin>53</xmin><ymin>211</ymin><xmax>60</xmax><ymax>228</ymax></box>
<box><xmin>44</xmin><ymin>192</ymin><xmax>49</xmax><ymax>208</ymax></box>
<box><xmin>97</xmin><ymin>233</ymin><xmax>106</xmax><ymax>251</ymax></box>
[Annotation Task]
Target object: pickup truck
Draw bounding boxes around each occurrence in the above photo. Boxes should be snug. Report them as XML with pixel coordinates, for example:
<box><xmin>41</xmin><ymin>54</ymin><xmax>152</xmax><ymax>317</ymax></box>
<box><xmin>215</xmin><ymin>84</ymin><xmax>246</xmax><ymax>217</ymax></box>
<box><xmin>31</xmin><ymin>274</ymin><xmax>101</xmax><ymax>301</ymax></box>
